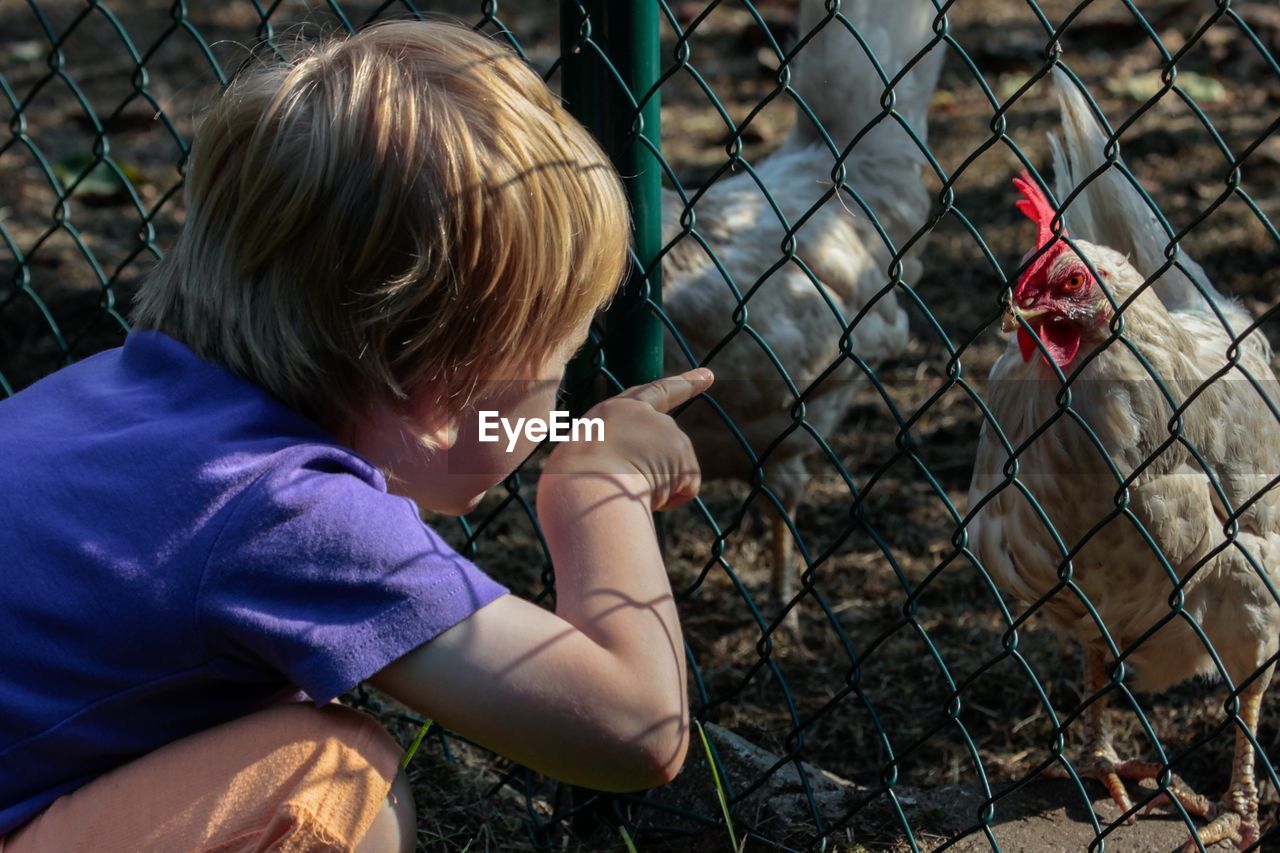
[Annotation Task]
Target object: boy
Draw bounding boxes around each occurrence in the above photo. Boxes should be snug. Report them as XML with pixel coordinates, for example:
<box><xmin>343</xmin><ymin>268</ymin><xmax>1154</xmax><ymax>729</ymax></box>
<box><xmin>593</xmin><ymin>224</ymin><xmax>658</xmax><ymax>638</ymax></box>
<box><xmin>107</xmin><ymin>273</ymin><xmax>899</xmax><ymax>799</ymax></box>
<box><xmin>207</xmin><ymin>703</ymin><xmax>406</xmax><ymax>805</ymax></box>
<box><xmin>0</xmin><ymin>20</ymin><xmax>708</xmax><ymax>852</ymax></box>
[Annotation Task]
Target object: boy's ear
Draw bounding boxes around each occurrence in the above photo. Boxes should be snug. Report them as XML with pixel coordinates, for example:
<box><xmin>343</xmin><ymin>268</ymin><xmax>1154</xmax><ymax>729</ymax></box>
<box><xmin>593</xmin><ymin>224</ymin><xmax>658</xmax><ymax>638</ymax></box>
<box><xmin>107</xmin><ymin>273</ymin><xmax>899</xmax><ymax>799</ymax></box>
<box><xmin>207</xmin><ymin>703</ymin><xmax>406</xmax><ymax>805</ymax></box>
<box><xmin>406</xmin><ymin>380</ymin><xmax>455</xmax><ymax>450</ymax></box>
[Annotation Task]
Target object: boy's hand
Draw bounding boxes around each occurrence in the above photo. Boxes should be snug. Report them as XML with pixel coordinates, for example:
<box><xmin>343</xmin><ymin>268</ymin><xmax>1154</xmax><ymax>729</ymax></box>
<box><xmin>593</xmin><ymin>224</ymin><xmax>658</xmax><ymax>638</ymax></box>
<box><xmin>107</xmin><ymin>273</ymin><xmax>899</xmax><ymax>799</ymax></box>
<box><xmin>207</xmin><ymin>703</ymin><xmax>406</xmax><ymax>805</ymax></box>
<box><xmin>542</xmin><ymin>368</ymin><xmax>713</xmax><ymax>512</ymax></box>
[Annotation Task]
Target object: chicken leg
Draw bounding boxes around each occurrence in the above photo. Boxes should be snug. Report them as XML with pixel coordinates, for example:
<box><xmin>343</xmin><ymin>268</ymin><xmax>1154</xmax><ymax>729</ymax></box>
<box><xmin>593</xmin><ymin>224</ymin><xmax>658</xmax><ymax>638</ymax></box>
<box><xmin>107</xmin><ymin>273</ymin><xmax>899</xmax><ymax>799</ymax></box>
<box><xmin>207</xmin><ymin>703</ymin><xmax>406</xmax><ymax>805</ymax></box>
<box><xmin>1068</xmin><ymin>648</ymin><xmax>1175</xmax><ymax>822</ymax></box>
<box><xmin>770</xmin><ymin>509</ymin><xmax>800</xmax><ymax>635</ymax></box>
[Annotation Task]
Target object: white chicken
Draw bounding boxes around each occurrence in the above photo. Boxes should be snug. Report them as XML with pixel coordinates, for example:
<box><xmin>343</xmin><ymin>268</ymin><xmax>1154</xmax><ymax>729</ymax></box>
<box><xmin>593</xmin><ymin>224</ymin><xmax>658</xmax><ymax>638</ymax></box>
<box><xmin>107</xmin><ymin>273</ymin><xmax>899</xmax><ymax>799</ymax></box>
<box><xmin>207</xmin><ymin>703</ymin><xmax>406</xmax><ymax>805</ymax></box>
<box><xmin>968</xmin><ymin>68</ymin><xmax>1280</xmax><ymax>849</ymax></box>
<box><xmin>662</xmin><ymin>0</ymin><xmax>945</xmax><ymax>625</ymax></box>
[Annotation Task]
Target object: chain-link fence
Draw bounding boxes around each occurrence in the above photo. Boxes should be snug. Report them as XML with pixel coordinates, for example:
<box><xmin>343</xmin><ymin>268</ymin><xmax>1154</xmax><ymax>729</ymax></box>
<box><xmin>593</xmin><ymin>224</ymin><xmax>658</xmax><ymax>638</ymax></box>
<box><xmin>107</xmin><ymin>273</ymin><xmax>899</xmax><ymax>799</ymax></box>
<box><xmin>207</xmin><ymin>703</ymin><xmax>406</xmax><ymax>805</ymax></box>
<box><xmin>4</xmin><ymin>1</ymin><xmax>1280</xmax><ymax>850</ymax></box>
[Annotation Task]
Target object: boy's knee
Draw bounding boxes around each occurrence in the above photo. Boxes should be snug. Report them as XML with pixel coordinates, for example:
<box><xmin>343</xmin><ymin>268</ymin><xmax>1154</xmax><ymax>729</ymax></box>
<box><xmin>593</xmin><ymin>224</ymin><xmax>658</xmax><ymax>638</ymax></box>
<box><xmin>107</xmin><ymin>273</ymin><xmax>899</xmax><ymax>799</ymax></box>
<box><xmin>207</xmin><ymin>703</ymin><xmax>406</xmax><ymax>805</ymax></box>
<box><xmin>317</xmin><ymin>705</ymin><xmax>414</xmax><ymax>853</ymax></box>
<box><xmin>260</xmin><ymin>703</ymin><xmax>410</xmax><ymax>850</ymax></box>
<box><xmin>356</xmin><ymin>769</ymin><xmax>416</xmax><ymax>853</ymax></box>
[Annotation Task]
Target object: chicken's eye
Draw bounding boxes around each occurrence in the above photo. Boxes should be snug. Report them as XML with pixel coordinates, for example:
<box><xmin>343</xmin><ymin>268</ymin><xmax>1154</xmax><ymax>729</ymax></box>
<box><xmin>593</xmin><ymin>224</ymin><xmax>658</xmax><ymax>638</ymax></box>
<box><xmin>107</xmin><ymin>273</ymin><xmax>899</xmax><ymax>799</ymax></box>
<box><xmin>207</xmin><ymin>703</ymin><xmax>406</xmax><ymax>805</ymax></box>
<box><xmin>1062</xmin><ymin>272</ymin><xmax>1086</xmax><ymax>292</ymax></box>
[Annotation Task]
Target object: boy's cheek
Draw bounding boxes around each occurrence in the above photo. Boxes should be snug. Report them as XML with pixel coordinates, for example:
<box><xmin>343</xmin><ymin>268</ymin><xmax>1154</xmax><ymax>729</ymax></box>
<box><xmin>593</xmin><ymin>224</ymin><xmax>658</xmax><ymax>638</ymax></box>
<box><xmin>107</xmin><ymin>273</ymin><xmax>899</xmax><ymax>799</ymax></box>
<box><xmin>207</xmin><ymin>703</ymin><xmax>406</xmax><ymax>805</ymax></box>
<box><xmin>453</xmin><ymin>400</ymin><xmax>567</xmax><ymax>474</ymax></box>
<box><xmin>431</xmin><ymin>440</ymin><xmax>524</xmax><ymax>512</ymax></box>
<box><xmin>412</xmin><ymin>381</ymin><xmax>561</xmax><ymax>510</ymax></box>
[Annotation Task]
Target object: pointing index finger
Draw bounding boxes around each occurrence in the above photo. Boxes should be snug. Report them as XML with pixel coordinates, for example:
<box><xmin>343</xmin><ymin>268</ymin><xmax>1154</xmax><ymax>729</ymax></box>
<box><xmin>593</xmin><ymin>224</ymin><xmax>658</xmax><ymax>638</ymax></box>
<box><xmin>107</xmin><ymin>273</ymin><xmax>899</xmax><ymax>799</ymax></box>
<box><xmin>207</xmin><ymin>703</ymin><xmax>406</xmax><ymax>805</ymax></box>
<box><xmin>618</xmin><ymin>368</ymin><xmax>714</xmax><ymax>413</ymax></box>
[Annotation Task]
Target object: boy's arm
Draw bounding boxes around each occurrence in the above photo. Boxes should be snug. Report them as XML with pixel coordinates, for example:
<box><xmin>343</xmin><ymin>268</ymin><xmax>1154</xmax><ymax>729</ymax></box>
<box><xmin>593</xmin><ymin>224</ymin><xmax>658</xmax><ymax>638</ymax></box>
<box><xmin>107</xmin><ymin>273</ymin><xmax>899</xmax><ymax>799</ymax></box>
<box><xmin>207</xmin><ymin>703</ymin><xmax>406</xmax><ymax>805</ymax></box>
<box><xmin>369</xmin><ymin>371</ymin><xmax>711</xmax><ymax>792</ymax></box>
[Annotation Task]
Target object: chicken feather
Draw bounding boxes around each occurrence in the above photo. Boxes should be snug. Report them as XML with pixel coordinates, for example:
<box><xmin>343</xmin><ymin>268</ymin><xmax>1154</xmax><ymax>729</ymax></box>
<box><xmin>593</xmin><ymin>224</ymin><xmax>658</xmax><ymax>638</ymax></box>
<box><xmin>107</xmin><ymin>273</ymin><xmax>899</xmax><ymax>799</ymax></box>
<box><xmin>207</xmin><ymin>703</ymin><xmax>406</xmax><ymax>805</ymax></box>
<box><xmin>968</xmin><ymin>68</ymin><xmax>1280</xmax><ymax>848</ymax></box>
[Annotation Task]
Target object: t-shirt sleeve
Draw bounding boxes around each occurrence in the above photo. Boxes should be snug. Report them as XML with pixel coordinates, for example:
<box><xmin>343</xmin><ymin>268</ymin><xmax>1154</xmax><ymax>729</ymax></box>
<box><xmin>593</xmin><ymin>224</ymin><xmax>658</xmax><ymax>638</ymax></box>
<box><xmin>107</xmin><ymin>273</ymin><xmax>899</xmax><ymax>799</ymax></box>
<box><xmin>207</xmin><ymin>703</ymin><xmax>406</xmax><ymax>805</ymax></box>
<box><xmin>196</xmin><ymin>452</ymin><xmax>508</xmax><ymax>704</ymax></box>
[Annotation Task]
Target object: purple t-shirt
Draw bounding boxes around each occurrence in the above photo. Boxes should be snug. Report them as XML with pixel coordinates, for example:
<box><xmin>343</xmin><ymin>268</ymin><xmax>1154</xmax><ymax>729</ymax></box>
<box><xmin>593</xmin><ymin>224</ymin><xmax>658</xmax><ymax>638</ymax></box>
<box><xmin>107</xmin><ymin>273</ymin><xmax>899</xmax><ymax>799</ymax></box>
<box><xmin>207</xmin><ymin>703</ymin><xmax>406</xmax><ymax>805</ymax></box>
<box><xmin>0</xmin><ymin>330</ymin><xmax>508</xmax><ymax>835</ymax></box>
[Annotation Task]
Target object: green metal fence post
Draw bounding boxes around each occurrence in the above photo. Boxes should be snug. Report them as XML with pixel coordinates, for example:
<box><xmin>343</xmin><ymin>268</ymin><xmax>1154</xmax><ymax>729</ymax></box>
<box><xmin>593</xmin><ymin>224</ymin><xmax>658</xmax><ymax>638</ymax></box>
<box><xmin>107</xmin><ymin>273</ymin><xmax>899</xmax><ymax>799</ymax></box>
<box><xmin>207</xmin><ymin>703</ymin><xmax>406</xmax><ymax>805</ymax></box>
<box><xmin>556</xmin><ymin>5</ymin><xmax>667</xmax><ymax>833</ymax></box>
<box><xmin>560</xmin><ymin>1</ymin><xmax>664</xmax><ymax>394</ymax></box>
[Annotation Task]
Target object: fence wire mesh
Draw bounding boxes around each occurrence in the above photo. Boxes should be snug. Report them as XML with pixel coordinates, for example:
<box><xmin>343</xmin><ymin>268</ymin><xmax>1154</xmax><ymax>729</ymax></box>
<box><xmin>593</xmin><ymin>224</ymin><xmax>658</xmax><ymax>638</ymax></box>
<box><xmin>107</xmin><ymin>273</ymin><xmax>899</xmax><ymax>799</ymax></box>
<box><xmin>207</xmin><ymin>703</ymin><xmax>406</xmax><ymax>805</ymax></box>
<box><xmin>3</xmin><ymin>0</ymin><xmax>1280</xmax><ymax>850</ymax></box>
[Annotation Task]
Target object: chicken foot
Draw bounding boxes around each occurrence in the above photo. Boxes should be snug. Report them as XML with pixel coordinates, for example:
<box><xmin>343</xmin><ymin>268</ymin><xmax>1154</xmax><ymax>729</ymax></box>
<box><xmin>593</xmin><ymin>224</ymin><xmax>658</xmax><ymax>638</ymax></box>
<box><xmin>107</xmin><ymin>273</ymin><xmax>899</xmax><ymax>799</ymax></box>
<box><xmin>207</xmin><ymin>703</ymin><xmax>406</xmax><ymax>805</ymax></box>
<box><xmin>1057</xmin><ymin>649</ymin><xmax>1211</xmax><ymax>828</ymax></box>
<box><xmin>1060</xmin><ymin>649</ymin><xmax>1171</xmax><ymax>822</ymax></box>
<box><xmin>1147</xmin><ymin>676</ymin><xmax>1266</xmax><ymax>851</ymax></box>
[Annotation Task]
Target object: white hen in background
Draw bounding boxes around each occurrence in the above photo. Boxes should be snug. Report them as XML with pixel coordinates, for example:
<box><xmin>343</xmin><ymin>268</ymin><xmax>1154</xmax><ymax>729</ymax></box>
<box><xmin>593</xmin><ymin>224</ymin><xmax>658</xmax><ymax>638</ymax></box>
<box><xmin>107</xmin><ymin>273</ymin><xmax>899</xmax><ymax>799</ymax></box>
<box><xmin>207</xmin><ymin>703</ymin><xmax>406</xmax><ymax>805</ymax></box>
<box><xmin>662</xmin><ymin>0</ymin><xmax>945</xmax><ymax>627</ymax></box>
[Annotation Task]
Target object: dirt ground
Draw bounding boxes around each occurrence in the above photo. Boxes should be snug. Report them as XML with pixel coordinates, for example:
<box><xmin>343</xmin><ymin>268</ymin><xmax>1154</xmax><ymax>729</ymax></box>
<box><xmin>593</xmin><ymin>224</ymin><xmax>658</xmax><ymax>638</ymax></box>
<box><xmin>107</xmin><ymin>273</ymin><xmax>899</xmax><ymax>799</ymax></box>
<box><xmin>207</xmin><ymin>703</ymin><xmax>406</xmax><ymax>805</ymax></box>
<box><xmin>3</xmin><ymin>1</ymin><xmax>1280</xmax><ymax>851</ymax></box>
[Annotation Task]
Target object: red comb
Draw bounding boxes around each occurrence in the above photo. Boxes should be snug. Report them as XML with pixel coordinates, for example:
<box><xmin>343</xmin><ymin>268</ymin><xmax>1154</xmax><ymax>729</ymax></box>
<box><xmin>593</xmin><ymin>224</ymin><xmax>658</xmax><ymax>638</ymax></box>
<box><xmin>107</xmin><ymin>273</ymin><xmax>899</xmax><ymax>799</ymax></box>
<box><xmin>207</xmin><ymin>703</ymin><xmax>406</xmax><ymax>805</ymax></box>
<box><xmin>1012</xmin><ymin>171</ymin><xmax>1069</xmax><ymax>298</ymax></box>
<box><xmin>1012</xmin><ymin>170</ymin><xmax>1066</xmax><ymax>249</ymax></box>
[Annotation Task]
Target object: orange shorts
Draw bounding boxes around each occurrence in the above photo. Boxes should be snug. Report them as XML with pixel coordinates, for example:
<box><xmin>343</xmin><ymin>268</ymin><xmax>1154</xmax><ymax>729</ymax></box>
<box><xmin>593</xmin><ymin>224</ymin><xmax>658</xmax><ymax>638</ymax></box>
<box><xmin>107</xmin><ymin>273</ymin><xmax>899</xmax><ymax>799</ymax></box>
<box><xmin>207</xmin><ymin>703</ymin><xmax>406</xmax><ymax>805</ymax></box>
<box><xmin>0</xmin><ymin>702</ymin><xmax>402</xmax><ymax>853</ymax></box>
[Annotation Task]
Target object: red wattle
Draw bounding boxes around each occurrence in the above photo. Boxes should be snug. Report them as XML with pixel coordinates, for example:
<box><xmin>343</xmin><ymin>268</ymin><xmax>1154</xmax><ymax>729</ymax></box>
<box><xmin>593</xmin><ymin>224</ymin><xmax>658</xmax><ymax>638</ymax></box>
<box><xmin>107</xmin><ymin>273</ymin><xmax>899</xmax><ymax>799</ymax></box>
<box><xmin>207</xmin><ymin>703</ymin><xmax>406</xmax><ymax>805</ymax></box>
<box><xmin>1017</xmin><ymin>326</ymin><xmax>1037</xmax><ymax>362</ymax></box>
<box><xmin>1017</xmin><ymin>322</ymin><xmax>1082</xmax><ymax>368</ymax></box>
<box><xmin>1041</xmin><ymin>320</ymin><xmax>1082</xmax><ymax>367</ymax></box>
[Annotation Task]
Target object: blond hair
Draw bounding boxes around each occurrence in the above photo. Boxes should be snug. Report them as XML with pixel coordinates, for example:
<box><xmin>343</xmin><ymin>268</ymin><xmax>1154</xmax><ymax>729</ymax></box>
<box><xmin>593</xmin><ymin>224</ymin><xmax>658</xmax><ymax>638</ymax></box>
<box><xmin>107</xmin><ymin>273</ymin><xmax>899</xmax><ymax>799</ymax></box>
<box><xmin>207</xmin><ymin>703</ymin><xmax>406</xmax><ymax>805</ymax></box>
<box><xmin>132</xmin><ymin>21</ymin><xmax>630</xmax><ymax>435</ymax></box>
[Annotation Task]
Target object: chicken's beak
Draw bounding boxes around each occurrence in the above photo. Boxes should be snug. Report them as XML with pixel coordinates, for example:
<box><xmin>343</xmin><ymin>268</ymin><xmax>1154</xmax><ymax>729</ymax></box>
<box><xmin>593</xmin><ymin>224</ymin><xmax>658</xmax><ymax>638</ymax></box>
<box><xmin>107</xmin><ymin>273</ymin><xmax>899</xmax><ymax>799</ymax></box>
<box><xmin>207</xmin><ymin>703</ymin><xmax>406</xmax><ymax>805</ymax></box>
<box><xmin>1001</xmin><ymin>305</ymin><xmax>1054</xmax><ymax>333</ymax></box>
